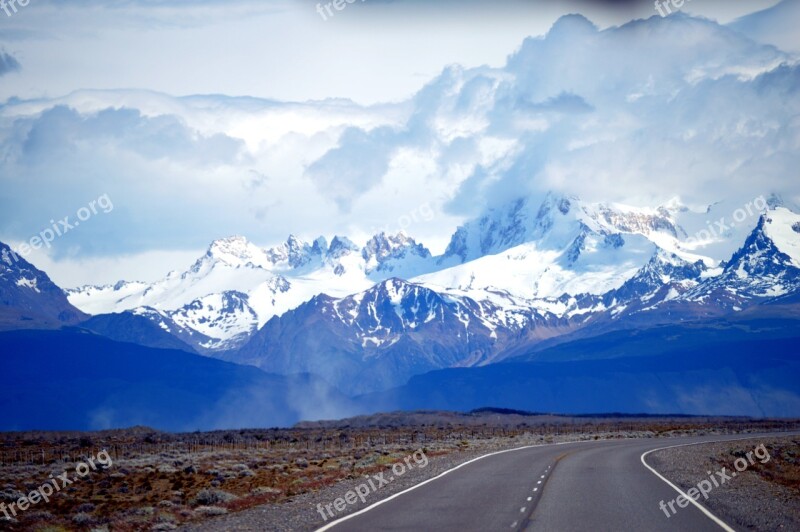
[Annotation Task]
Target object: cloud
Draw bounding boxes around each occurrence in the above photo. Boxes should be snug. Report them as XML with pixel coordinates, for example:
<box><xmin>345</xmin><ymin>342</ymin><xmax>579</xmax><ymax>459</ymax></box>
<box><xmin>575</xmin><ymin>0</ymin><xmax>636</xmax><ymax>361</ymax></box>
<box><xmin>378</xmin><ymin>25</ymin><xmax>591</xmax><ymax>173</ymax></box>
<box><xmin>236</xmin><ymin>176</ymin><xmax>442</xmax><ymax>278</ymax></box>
<box><xmin>305</xmin><ymin>126</ymin><xmax>405</xmax><ymax>211</ymax></box>
<box><xmin>19</xmin><ymin>105</ymin><xmax>246</xmax><ymax>164</ymax></box>
<box><xmin>521</xmin><ymin>92</ymin><xmax>595</xmax><ymax>114</ymax></box>
<box><xmin>729</xmin><ymin>0</ymin><xmax>800</xmax><ymax>52</ymax></box>
<box><xmin>0</xmin><ymin>52</ymin><xmax>21</xmax><ymax>76</ymax></box>
<box><xmin>0</xmin><ymin>12</ymin><xmax>798</xmax><ymax>286</ymax></box>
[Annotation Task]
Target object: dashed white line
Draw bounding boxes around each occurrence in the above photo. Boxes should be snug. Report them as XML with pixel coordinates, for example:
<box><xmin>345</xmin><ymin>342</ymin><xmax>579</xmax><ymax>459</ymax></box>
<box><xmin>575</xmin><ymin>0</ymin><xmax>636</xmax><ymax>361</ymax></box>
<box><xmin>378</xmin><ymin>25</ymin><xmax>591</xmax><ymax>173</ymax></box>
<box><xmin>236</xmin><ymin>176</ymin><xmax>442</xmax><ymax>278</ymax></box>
<box><xmin>316</xmin><ymin>443</ymin><xmax>545</xmax><ymax>531</ymax></box>
<box><xmin>537</xmin><ymin>480</ymin><xmax>542</xmax><ymax>484</ymax></box>
<box><xmin>520</xmin><ymin>507</ymin><xmax>526</xmax><ymax>513</ymax></box>
<box><xmin>317</xmin><ymin>437</ymin><xmax>605</xmax><ymax>531</ymax></box>
<box><xmin>510</xmin><ymin>521</ymin><xmax>518</xmax><ymax>528</ymax></box>
<box><xmin>533</xmin><ymin>487</ymin><xmax>538</xmax><ymax>492</ymax></box>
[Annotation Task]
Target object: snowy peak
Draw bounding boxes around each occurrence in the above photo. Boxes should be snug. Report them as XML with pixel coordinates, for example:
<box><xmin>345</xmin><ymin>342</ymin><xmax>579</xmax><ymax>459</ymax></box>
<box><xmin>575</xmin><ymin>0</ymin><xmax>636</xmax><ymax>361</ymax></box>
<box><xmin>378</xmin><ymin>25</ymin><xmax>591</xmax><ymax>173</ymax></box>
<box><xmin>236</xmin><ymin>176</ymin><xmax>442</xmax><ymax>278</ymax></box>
<box><xmin>441</xmin><ymin>195</ymin><xmax>557</xmax><ymax>263</ymax></box>
<box><xmin>0</xmin><ymin>241</ymin><xmax>87</xmax><ymax>328</ymax></box>
<box><xmin>368</xmin><ymin>278</ymin><xmax>446</xmax><ymax>327</ymax></box>
<box><xmin>761</xmin><ymin>208</ymin><xmax>800</xmax><ymax>268</ymax></box>
<box><xmin>328</xmin><ymin>236</ymin><xmax>359</xmax><ymax>259</ymax></box>
<box><xmin>581</xmin><ymin>202</ymin><xmax>680</xmax><ymax>239</ymax></box>
<box><xmin>363</xmin><ymin>232</ymin><xmax>430</xmax><ymax>262</ymax></box>
<box><xmin>170</xmin><ymin>290</ymin><xmax>259</xmax><ymax>351</ymax></box>
<box><xmin>205</xmin><ymin>236</ymin><xmax>271</xmax><ymax>269</ymax></box>
<box><xmin>726</xmin><ymin>208</ymin><xmax>800</xmax><ymax>277</ymax></box>
<box><xmin>682</xmin><ymin>207</ymin><xmax>800</xmax><ymax>305</ymax></box>
<box><xmin>608</xmin><ymin>248</ymin><xmax>706</xmax><ymax>305</ymax></box>
<box><xmin>264</xmin><ymin>234</ymin><xmax>324</xmax><ymax>270</ymax></box>
<box><xmin>362</xmin><ymin>232</ymin><xmax>432</xmax><ymax>275</ymax></box>
<box><xmin>330</xmin><ymin>278</ymin><xmax>445</xmax><ymax>333</ymax></box>
<box><xmin>440</xmin><ymin>193</ymin><xmax>681</xmax><ymax>265</ymax></box>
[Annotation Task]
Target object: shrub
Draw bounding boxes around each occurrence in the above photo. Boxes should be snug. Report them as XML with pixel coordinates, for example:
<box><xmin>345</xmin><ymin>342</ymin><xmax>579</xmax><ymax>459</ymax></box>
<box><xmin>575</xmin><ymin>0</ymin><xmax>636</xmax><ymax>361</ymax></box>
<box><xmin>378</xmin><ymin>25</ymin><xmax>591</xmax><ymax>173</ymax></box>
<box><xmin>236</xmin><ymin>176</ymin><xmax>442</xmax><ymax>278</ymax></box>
<box><xmin>250</xmin><ymin>486</ymin><xmax>281</xmax><ymax>496</ymax></box>
<box><xmin>191</xmin><ymin>489</ymin><xmax>237</xmax><ymax>506</ymax></box>
<box><xmin>73</xmin><ymin>513</ymin><xmax>95</xmax><ymax>526</ymax></box>
<box><xmin>194</xmin><ymin>506</ymin><xmax>228</xmax><ymax>517</ymax></box>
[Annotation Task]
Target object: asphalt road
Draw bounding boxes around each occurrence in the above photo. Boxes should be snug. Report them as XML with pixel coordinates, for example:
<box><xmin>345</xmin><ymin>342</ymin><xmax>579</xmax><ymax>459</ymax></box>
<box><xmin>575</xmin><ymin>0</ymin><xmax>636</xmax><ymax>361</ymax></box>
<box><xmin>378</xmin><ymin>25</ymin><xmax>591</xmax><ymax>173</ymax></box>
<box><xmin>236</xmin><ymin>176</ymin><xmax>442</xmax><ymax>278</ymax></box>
<box><xmin>317</xmin><ymin>433</ymin><xmax>784</xmax><ymax>532</ymax></box>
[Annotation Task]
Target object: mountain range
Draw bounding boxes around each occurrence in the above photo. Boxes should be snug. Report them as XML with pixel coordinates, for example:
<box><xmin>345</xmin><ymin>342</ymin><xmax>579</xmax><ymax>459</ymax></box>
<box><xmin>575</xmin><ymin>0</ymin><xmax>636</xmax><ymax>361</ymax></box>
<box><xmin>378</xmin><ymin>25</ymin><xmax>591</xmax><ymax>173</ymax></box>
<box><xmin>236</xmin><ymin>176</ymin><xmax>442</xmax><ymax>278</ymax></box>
<box><xmin>2</xmin><ymin>192</ymin><xmax>799</xmax><ymax>429</ymax></box>
<box><xmin>61</xmin><ymin>194</ymin><xmax>800</xmax><ymax>394</ymax></box>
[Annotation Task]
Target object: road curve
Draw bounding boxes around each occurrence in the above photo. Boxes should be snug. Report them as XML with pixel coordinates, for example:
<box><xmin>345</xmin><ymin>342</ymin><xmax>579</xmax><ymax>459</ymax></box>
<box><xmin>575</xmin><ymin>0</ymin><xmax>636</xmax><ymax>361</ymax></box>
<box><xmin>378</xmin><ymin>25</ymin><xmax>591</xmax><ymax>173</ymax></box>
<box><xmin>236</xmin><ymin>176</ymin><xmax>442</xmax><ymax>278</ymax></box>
<box><xmin>317</xmin><ymin>433</ymin><xmax>792</xmax><ymax>532</ymax></box>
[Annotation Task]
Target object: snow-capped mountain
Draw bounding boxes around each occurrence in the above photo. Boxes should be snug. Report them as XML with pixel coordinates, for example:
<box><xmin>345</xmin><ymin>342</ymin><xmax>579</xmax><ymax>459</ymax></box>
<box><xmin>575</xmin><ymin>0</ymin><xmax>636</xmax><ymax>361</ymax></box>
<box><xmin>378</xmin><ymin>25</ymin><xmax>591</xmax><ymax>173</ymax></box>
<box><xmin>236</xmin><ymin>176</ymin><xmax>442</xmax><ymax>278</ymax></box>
<box><xmin>680</xmin><ymin>208</ymin><xmax>800</xmax><ymax>309</ymax></box>
<box><xmin>231</xmin><ymin>277</ymin><xmax>564</xmax><ymax>394</ymax></box>
<box><xmin>66</xmin><ymin>231</ymin><xmax>433</xmax><ymax>351</ymax></box>
<box><xmin>437</xmin><ymin>194</ymin><xmax>681</xmax><ymax>265</ymax></box>
<box><xmin>66</xmin><ymin>192</ymin><xmax>798</xmax><ymax>370</ymax></box>
<box><xmin>362</xmin><ymin>233</ymin><xmax>433</xmax><ymax>278</ymax></box>
<box><xmin>416</xmin><ymin>193</ymin><xmax>709</xmax><ymax>308</ymax></box>
<box><xmin>226</xmin><ymin>201</ymin><xmax>799</xmax><ymax>394</ymax></box>
<box><xmin>0</xmin><ymin>241</ymin><xmax>86</xmax><ymax>330</ymax></box>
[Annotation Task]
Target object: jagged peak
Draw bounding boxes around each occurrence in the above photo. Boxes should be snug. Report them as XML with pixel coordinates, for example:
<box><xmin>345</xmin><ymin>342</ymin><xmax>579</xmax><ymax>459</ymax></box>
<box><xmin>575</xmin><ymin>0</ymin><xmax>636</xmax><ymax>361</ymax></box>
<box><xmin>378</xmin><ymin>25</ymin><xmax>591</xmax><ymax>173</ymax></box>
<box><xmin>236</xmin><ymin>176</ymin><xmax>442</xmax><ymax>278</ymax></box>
<box><xmin>651</xmin><ymin>247</ymin><xmax>692</xmax><ymax>266</ymax></box>
<box><xmin>205</xmin><ymin>235</ymin><xmax>270</xmax><ymax>268</ymax></box>
<box><xmin>359</xmin><ymin>277</ymin><xmax>441</xmax><ymax>304</ymax></box>
<box><xmin>327</xmin><ymin>236</ymin><xmax>359</xmax><ymax>262</ymax></box>
<box><xmin>285</xmin><ymin>234</ymin><xmax>305</xmax><ymax>246</ymax></box>
<box><xmin>362</xmin><ymin>231</ymin><xmax>431</xmax><ymax>263</ymax></box>
<box><xmin>264</xmin><ymin>234</ymin><xmax>321</xmax><ymax>269</ymax></box>
<box><xmin>724</xmin><ymin>207</ymin><xmax>800</xmax><ymax>272</ymax></box>
<box><xmin>209</xmin><ymin>235</ymin><xmax>252</xmax><ymax>254</ymax></box>
<box><xmin>311</xmin><ymin>236</ymin><xmax>328</xmax><ymax>255</ymax></box>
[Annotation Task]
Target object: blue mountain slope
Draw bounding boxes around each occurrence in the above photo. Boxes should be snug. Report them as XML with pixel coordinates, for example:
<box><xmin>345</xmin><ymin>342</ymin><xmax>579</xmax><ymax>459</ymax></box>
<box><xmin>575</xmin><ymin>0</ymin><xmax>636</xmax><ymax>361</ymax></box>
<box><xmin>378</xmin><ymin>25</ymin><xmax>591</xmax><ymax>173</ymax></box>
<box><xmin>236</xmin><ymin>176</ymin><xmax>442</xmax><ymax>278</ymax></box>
<box><xmin>358</xmin><ymin>324</ymin><xmax>800</xmax><ymax>417</ymax></box>
<box><xmin>0</xmin><ymin>328</ymin><xmax>352</xmax><ymax>432</ymax></box>
<box><xmin>508</xmin><ymin>312</ymin><xmax>800</xmax><ymax>363</ymax></box>
<box><xmin>0</xmin><ymin>242</ymin><xmax>86</xmax><ymax>330</ymax></box>
<box><xmin>80</xmin><ymin>311</ymin><xmax>199</xmax><ymax>354</ymax></box>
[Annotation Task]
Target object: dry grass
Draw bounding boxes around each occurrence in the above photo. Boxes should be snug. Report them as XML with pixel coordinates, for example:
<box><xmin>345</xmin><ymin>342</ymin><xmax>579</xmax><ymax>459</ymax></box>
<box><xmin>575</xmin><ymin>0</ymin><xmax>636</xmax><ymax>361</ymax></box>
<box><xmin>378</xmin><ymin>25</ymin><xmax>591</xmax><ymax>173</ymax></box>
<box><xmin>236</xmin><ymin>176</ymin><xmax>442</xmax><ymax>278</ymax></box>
<box><xmin>715</xmin><ymin>437</ymin><xmax>800</xmax><ymax>493</ymax></box>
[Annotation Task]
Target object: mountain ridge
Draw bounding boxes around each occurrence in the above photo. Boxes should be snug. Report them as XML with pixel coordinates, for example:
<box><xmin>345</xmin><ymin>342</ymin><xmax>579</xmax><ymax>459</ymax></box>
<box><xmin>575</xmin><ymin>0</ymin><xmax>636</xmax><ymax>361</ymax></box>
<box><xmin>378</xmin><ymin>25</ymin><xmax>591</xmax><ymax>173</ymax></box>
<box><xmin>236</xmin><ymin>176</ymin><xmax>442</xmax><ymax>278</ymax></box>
<box><xmin>61</xmin><ymin>195</ymin><xmax>799</xmax><ymax>386</ymax></box>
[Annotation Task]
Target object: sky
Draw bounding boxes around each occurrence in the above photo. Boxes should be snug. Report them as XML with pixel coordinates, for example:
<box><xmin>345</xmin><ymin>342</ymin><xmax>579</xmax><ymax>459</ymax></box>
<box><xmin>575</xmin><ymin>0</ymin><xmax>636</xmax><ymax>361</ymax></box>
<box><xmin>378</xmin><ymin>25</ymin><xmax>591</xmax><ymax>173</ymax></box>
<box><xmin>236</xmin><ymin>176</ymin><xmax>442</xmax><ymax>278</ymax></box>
<box><xmin>0</xmin><ymin>0</ymin><xmax>798</xmax><ymax>286</ymax></box>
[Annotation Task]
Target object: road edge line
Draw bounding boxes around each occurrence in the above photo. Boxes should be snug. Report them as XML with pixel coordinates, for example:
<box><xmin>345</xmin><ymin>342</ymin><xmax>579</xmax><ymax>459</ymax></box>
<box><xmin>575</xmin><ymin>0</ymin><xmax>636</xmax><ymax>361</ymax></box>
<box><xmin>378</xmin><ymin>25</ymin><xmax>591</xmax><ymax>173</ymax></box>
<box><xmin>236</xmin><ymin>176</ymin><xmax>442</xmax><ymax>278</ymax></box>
<box><xmin>641</xmin><ymin>439</ymin><xmax>746</xmax><ymax>532</ymax></box>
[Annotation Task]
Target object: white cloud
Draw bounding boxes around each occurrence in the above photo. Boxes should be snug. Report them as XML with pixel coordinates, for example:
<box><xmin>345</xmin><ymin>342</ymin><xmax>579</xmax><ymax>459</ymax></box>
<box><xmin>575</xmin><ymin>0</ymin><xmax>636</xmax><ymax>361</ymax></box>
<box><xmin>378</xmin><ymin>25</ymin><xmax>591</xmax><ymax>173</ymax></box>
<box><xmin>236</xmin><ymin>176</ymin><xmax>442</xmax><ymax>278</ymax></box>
<box><xmin>0</xmin><ymin>8</ymin><xmax>798</xmax><ymax>286</ymax></box>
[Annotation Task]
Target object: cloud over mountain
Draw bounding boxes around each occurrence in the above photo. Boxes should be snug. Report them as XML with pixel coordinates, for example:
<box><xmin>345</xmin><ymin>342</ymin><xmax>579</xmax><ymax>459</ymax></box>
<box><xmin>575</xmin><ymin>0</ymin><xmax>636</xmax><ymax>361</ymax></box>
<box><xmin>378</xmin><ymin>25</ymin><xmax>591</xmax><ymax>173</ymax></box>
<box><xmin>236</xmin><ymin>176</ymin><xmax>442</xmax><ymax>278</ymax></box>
<box><xmin>0</xmin><ymin>12</ymin><xmax>797</xmax><ymax>285</ymax></box>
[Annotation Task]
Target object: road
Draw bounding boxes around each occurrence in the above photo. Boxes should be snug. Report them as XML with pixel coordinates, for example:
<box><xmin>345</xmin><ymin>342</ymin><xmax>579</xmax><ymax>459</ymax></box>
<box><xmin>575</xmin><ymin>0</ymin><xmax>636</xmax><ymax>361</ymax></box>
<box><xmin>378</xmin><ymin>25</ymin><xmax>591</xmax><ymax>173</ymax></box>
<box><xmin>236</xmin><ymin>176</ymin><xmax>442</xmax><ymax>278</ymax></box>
<box><xmin>317</xmin><ymin>433</ymin><xmax>782</xmax><ymax>532</ymax></box>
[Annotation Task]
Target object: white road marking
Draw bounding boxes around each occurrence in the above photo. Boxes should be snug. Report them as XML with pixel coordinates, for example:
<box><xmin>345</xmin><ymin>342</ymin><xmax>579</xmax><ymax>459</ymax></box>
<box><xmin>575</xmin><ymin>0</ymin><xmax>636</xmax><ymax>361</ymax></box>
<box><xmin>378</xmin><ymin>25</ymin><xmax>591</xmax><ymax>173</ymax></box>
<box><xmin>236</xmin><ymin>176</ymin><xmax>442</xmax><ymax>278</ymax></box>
<box><xmin>527</xmin><ymin>497</ymin><xmax>532</xmax><ymax>501</ymax></box>
<box><xmin>520</xmin><ymin>507</ymin><xmax>526</xmax><ymax>513</ymax></box>
<box><xmin>533</xmin><ymin>487</ymin><xmax>538</xmax><ymax>492</ymax></box>
<box><xmin>640</xmin><ymin>440</ymin><xmax>756</xmax><ymax>532</ymax></box>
